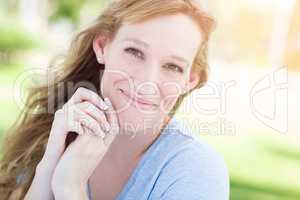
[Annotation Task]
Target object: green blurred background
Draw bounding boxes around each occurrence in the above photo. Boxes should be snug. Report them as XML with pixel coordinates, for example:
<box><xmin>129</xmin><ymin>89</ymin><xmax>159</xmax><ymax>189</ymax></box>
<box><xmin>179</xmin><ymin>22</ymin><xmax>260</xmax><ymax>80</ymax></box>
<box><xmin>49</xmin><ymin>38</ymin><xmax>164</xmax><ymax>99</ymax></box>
<box><xmin>0</xmin><ymin>0</ymin><xmax>299</xmax><ymax>199</ymax></box>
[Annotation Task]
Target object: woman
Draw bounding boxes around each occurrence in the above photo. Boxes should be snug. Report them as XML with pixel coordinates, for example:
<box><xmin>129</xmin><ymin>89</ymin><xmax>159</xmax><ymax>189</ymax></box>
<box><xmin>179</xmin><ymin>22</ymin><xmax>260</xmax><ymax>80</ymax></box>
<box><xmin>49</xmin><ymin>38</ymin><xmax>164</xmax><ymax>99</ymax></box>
<box><xmin>0</xmin><ymin>0</ymin><xmax>229</xmax><ymax>199</ymax></box>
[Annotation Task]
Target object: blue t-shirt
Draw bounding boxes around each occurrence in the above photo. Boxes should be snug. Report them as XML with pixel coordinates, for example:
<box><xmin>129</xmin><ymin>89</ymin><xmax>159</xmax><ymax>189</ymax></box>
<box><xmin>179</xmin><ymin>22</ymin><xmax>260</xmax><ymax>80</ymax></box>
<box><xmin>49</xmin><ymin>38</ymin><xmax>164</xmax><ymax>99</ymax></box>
<box><xmin>86</xmin><ymin>117</ymin><xmax>230</xmax><ymax>200</ymax></box>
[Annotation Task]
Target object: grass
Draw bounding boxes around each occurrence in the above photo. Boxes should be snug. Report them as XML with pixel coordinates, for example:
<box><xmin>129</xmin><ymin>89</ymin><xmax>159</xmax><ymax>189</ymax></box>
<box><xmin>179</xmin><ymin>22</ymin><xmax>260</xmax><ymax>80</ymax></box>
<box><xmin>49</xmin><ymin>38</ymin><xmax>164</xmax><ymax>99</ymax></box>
<box><xmin>231</xmin><ymin>180</ymin><xmax>300</xmax><ymax>200</ymax></box>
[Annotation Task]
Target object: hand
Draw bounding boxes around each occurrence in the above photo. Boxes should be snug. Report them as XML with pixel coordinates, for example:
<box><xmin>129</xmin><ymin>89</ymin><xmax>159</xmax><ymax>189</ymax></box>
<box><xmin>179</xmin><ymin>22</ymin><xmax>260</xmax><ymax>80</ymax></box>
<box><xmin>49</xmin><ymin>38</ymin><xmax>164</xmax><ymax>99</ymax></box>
<box><xmin>41</xmin><ymin>87</ymin><xmax>110</xmax><ymax>169</ymax></box>
<box><xmin>25</xmin><ymin>87</ymin><xmax>112</xmax><ymax>200</ymax></box>
<box><xmin>51</xmin><ymin>92</ymin><xmax>120</xmax><ymax>198</ymax></box>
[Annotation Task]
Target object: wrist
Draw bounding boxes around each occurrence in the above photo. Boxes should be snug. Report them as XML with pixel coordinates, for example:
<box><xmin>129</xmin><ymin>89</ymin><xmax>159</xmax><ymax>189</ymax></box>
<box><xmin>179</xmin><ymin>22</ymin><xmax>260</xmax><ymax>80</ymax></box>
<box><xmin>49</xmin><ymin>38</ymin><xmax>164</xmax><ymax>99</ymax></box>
<box><xmin>25</xmin><ymin>160</ymin><xmax>55</xmax><ymax>200</ymax></box>
<box><xmin>36</xmin><ymin>158</ymin><xmax>57</xmax><ymax>176</ymax></box>
<box><xmin>53</xmin><ymin>184</ymin><xmax>88</xmax><ymax>200</ymax></box>
<box><xmin>41</xmin><ymin>149</ymin><xmax>63</xmax><ymax>166</ymax></box>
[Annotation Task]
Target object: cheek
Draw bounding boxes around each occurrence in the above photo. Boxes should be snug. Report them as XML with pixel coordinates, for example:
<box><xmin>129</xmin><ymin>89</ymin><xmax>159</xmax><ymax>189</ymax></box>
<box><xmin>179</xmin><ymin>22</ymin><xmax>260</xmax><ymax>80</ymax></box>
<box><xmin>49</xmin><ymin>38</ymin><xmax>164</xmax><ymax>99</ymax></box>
<box><xmin>159</xmin><ymin>81</ymin><xmax>185</xmax><ymax>113</ymax></box>
<box><xmin>100</xmin><ymin>72</ymin><xmax>109</xmax><ymax>97</ymax></box>
<box><xmin>101</xmin><ymin>51</ymin><xmax>130</xmax><ymax>88</ymax></box>
<box><xmin>100</xmin><ymin>68</ymin><xmax>130</xmax><ymax>94</ymax></box>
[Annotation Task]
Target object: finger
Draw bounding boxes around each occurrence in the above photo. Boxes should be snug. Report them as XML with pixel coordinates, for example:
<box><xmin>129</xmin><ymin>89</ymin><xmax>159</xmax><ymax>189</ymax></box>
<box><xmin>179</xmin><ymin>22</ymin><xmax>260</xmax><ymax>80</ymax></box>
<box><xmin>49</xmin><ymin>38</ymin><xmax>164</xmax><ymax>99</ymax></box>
<box><xmin>81</xmin><ymin>119</ymin><xmax>106</xmax><ymax>139</ymax></box>
<box><xmin>103</xmin><ymin>97</ymin><xmax>119</xmax><ymax>146</ymax></box>
<box><xmin>82</xmin><ymin>125</ymin><xmax>95</xmax><ymax>138</ymax></box>
<box><xmin>52</xmin><ymin>108</ymin><xmax>84</xmax><ymax>137</ymax></box>
<box><xmin>70</xmin><ymin>87</ymin><xmax>109</xmax><ymax>110</ymax></box>
<box><xmin>65</xmin><ymin>126</ymin><xmax>107</xmax><ymax>162</ymax></box>
<box><xmin>71</xmin><ymin>107</ymin><xmax>105</xmax><ymax>138</ymax></box>
<box><xmin>66</xmin><ymin>121</ymin><xmax>85</xmax><ymax>136</ymax></box>
<box><xmin>77</xmin><ymin>101</ymin><xmax>111</xmax><ymax>133</ymax></box>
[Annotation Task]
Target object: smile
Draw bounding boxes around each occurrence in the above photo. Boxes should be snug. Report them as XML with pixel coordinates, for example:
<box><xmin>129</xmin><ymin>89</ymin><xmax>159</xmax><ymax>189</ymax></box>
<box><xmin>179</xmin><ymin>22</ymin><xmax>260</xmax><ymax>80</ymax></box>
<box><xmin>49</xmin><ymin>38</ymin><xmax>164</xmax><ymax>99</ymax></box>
<box><xmin>118</xmin><ymin>88</ymin><xmax>157</xmax><ymax>109</ymax></box>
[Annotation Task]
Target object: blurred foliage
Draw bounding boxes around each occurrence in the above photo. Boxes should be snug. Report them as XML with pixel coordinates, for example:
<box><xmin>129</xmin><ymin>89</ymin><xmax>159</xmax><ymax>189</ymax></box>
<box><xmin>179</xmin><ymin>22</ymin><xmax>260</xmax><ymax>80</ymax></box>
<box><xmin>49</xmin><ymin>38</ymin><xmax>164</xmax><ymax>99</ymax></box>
<box><xmin>0</xmin><ymin>62</ymin><xmax>23</xmax><ymax>136</ymax></box>
<box><xmin>0</xmin><ymin>25</ymin><xmax>38</xmax><ymax>53</ymax></box>
<box><xmin>49</xmin><ymin>0</ymin><xmax>86</xmax><ymax>24</ymax></box>
<box><xmin>0</xmin><ymin>0</ymin><xmax>18</xmax><ymax>15</ymax></box>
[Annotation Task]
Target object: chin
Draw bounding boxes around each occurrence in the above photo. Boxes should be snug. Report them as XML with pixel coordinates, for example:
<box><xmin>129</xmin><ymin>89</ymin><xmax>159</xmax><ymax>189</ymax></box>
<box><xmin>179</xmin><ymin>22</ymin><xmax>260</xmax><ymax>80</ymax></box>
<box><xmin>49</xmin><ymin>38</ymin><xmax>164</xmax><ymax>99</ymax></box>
<box><xmin>116</xmin><ymin>108</ymin><xmax>163</xmax><ymax>135</ymax></box>
<box><xmin>106</xmin><ymin>88</ymin><xmax>165</xmax><ymax>134</ymax></box>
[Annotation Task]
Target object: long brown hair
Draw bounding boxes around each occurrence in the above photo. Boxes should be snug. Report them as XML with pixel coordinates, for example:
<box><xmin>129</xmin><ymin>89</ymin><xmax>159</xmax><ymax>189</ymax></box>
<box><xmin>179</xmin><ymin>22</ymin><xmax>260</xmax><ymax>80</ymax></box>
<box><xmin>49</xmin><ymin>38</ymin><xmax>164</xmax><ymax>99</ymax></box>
<box><xmin>0</xmin><ymin>0</ymin><xmax>215</xmax><ymax>199</ymax></box>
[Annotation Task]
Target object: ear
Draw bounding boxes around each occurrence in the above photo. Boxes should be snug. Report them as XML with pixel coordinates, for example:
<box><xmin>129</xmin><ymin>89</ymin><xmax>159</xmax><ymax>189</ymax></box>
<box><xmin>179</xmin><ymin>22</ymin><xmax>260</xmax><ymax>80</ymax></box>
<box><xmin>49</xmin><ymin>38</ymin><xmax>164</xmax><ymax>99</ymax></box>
<box><xmin>182</xmin><ymin>70</ymin><xmax>200</xmax><ymax>94</ymax></box>
<box><xmin>92</xmin><ymin>35</ymin><xmax>108</xmax><ymax>64</ymax></box>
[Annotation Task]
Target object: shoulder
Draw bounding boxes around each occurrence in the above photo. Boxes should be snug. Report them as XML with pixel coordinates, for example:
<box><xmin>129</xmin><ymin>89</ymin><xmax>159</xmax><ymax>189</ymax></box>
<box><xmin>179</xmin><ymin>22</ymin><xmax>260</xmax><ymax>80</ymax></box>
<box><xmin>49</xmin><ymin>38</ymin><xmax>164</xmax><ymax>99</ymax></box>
<box><xmin>160</xmin><ymin>117</ymin><xmax>229</xmax><ymax>174</ymax></box>
<box><xmin>150</xmin><ymin>118</ymin><xmax>230</xmax><ymax>200</ymax></box>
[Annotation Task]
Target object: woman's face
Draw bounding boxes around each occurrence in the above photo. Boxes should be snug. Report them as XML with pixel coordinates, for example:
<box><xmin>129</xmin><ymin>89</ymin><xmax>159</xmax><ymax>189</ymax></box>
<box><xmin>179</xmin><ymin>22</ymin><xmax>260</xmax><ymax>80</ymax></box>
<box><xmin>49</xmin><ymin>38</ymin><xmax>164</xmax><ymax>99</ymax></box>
<box><xmin>93</xmin><ymin>13</ymin><xmax>202</xmax><ymax>135</ymax></box>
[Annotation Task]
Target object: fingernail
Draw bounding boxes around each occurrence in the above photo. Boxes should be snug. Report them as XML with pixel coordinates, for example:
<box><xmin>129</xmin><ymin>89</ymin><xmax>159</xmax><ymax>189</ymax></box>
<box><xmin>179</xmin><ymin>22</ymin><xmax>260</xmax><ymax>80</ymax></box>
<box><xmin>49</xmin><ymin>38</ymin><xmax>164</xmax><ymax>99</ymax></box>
<box><xmin>104</xmin><ymin>97</ymin><xmax>112</xmax><ymax>107</ymax></box>
<box><xmin>103</xmin><ymin>103</ymin><xmax>109</xmax><ymax>110</ymax></box>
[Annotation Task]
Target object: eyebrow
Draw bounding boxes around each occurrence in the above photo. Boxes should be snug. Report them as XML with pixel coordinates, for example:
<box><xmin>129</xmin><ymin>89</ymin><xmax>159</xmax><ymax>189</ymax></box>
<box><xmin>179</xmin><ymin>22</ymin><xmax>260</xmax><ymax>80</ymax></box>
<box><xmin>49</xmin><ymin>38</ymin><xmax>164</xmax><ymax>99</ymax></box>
<box><xmin>122</xmin><ymin>38</ymin><xmax>149</xmax><ymax>48</ymax></box>
<box><xmin>122</xmin><ymin>37</ymin><xmax>190</xmax><ymax>67</ymax></box>
<box><xmin>169</xmin><ymin>55</ymin><xmax>189</xmax><ymax>67</ymax></box>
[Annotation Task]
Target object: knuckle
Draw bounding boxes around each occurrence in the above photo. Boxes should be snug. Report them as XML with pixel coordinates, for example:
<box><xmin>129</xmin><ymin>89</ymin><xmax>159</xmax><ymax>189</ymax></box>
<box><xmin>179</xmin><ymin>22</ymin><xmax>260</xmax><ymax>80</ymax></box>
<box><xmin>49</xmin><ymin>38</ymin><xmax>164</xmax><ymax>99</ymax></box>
<box><xmin>63</xmin><ymin>103</ymin><xmax>70</xmax><ymax>110</ymax></box>
<box><xmin>76</xmin><ymin>87</ymin><xmax>86</xmax><ymax>94</ymax></box>
<box><xmin>79</xmin><ymin>115</ymin><xmax>89</xmax><ymax>124</ymax></box>
<box><xmin>82</xmin><ymin>119</ymin><xmax>95</xmax><ymax>130</ymax></box>
<box><xmin>88</xmin><ymin>121</ymin><xmax>100</xmax><ymax>132</ymax></box>
<box><xmin>82</xmin><ymin>101</ymin><xmax>90</xmax><ymax>106</ymax></box>
<box><xmin>72</xmin><ymin>87</ymin><xmax>86</xmax><ymax>100</ymax></box>
<box><xmin>82</xmin><ymin>101</ymin><xmax>94</xmax><ymax>110</ymax></box>
<box><xmin>98</xmin><ymin>111</ymin><xmax>105</xmax><ymax>119</ymax></box>
<box><xmin>88</xmin><ymin>90</ymin><xmax>100</xmax><ymax>101</ymax></box>
<box><xmin>54</xmin><ymin>109</ymin><xmax>64</xmax><ymax>118</ymax></box>
<box><xmin>72</xmin><ymin>104</ymin><xmax>82</xmax><ymax>113</ymax></box>
<box><xmin>91</xmin><ymin>120</ymin><xmax>100</xmax><ymax>129</ymax></box>
<box><xmin>54</xmin><ymin>109</ymin><xmax>61</xmax><ymax>116</ymax></box>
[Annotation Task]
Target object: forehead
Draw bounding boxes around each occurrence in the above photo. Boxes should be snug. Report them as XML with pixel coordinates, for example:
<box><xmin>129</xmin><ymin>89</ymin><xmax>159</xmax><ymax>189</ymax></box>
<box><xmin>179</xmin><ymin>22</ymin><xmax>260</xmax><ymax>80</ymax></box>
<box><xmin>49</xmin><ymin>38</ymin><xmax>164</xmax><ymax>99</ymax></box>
<box><xmin>114</xmin><ymin>13</ymin><xmax>202</xmax><ymax>59</ymax></box>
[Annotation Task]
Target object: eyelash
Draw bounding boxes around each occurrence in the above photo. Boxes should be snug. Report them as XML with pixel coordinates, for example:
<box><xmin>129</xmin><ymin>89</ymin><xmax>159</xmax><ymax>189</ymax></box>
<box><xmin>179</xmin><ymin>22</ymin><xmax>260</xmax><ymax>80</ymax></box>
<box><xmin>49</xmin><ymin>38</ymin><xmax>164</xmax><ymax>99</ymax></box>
<box><xmin>124</xmin><ymin>47</ymin><xmax>184</xmax><ymax>73</ymax></box>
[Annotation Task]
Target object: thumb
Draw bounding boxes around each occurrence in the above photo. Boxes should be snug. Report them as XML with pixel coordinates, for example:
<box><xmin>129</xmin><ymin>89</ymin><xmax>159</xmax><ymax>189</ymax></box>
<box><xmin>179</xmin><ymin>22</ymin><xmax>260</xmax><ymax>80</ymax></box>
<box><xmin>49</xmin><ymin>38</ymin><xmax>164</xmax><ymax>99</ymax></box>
<box><xmin>103</xmin><ymin>97</ymin><xmax>119</xmax><ymax>146</ymax></box>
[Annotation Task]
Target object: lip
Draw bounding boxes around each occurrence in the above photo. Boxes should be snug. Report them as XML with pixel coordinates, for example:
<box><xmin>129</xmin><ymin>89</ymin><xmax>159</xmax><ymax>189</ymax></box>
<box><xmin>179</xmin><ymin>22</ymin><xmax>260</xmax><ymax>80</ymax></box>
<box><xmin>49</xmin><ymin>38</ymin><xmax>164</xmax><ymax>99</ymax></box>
<box><xmin>119</xmin><ymin>88</ymin><xmax>157</xmax><ymax>107</ymax></box>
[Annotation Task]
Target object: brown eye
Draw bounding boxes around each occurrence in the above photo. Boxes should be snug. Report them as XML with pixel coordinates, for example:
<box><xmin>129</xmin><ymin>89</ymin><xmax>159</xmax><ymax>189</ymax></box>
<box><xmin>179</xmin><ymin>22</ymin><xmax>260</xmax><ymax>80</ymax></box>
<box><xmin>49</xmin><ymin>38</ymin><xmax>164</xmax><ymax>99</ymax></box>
<box><xmin>124</xmin><ymin>47</ymin><xmax>144</xmax><ymax>59</ymax></box>
<box><xmin>165</xmin><ymin>63</ymin><xmax>184</xmax><ymax>73</ymax></box>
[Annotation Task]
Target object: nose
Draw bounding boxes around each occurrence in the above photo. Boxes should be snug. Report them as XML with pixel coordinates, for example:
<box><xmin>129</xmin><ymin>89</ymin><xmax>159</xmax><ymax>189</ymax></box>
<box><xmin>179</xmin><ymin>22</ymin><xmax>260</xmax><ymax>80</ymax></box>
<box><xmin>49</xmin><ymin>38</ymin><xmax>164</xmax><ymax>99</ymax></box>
<box><xmin>135</xmin><ymin>80</ymin><xmax>159</xmax><ymax>96</ymax></box>
<box><xmin>130</xmin><ymin>65</ymin><xmax>160</xmax><ymax>96</ymax></box>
